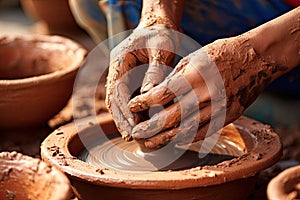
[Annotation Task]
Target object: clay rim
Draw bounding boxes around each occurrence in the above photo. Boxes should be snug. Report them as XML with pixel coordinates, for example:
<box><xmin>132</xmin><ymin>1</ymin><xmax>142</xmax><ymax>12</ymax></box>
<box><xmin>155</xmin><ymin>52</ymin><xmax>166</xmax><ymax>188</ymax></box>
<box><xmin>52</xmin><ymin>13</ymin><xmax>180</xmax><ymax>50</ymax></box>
<box><xmin>0</xmin><ymin>34</ymin><xmax>86</xmax><ymax>87</ymax></box>
<box><xmin>0</xmin><ymin>151</ymin><xmax>73</xmax><ymax>200</ymax></box>
<box><xmin>41</xmin><ymin>113</ymin><xmax>282</xmax><ymax>189</ymax></box>
<box><xmin>267</xmin><ymin>165</ymin><xmax>300</xmax><ymax>199</ymax></box>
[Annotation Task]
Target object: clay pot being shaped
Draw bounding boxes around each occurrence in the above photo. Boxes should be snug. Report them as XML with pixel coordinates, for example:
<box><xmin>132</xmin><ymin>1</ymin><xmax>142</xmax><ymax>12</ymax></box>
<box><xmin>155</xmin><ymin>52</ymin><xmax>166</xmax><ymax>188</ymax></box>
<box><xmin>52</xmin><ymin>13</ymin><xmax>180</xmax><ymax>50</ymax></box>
<box><xmin>41</xmin><ymin>113</ymin><xmax>282</xmax><ymax>200</ymax></box>
<box><xmin>0</xmin><ymin>35</ymin><xmax>86</xmax><ymax>130</ymax></box>
<box><xmin>267</xmin><ymin>165</ymin><xmax>300</xmax><ymax>200</ymax></box>
<box><xmin>0</xmin><ymin>151</ymin><xmax>73</xmax><ymax>200</ymax></box>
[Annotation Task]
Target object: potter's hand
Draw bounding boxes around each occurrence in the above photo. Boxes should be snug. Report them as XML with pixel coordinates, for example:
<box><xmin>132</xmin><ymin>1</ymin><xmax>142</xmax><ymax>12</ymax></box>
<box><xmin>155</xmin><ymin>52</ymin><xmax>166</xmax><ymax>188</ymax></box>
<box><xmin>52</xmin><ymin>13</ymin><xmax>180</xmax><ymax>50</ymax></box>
<box><xmin>106</xmin><ymin>23</ymin><xmax>179</xmax><ymax>141</ymax></box>
<box><xmin>106</xmin><ymin>0</ymin><xmax>184</xmax><ymax>140</ymax></box>
<box><xmin>128</xmin><ymin>7</ymin><xmax>300</xmax><ymax>149</ymax></box>
<box><xmin>128</xmin><ymin>36</ymin><xmax>276</xmax><ymax>149</ymax></box>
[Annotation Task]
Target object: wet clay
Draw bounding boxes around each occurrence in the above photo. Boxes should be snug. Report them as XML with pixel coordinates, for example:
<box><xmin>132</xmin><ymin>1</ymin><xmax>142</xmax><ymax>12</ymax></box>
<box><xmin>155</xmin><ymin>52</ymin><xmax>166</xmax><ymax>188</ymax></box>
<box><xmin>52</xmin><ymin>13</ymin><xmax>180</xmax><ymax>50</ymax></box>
<box><xmin>105</xmin><ymin>0</ymin><xmax>186</xmax><ymax>142</ymax></box>
<box><xmin>78</xmin><ymin>133</ymin><xmax>242</xmax><ymax>172</ymax></box>
<box><xmin>0</xmin><ymin>35</ymin><xmax>86</xmax><ymax>130</ymax></box>
<box><xmin>0</xmin><ymin>36</ymin><xmax>71</xmax><ymax>79</ymax></box>
<box><xmin>41</xmin><ymin>113</ymin><xmax>282</xmax><ymax>200</ymax></box>
<box><xmin>125</xmin><ymin>7</ymin><xmax>300</xmax><ymax>149</ymax></box>
<box><xmin>267</xmin><ymin>165</ymin><xmax>300</xmax><ymax>200</ymax></box>
<box><xmin>0</xmin><ymin>151</ymin><xmax>72</xmax><ymax>200</ymax></box>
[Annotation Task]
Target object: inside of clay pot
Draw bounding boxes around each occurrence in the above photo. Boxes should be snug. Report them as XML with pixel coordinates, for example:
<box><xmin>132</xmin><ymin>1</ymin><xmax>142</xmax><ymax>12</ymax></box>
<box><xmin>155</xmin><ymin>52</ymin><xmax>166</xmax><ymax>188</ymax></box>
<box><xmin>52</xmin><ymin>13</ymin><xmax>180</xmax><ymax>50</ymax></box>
<box><xmin>68</xmin><ymin>119</ymin><xmax>254</xmax><ymax>172</ymax></box>
<box><xmin>0</xmin><ymin>37</ymin><xmax>74</xmax><ymax>79</ymax></box>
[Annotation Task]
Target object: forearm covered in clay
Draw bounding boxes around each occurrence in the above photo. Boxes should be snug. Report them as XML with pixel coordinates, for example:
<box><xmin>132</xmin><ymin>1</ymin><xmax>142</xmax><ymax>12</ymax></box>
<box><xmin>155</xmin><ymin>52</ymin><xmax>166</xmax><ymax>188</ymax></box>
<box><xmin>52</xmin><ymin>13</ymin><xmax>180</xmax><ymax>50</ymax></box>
<box><xmin>245</xmin><ymin>6</ymin><xmax>300</xmax><ymax>80</ymax></box>
<box><xmin>205</xmin><ymin>7</ymin><xmax>299</xmax><ymax>110</ymax></box>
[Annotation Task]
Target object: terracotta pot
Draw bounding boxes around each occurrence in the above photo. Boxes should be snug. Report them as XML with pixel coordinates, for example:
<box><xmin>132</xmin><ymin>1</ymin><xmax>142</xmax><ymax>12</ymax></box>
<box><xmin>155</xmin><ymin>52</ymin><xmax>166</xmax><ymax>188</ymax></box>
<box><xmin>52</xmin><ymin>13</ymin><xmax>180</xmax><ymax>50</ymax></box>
<box><xmin>0</xmin><ymin>35</ymin><xmax>86</xmax><ymax>130</ymax></box>
<box><xmin>21</xmin><ymin>0</ymin><xmax>79</xmax><ymax>32</ymax></box>
<box><xmin>41</xmin><ymin>113</ymin><xmax>282</xmax><ymax>200</ymax></box>
<box><xmin>0</xmin><ymin>151</ymin><xmax>73</xmax><ymax>200</ymax></box>
<box><xmin>267</xmin><ymin>165</ymin><xmax>300</xmax><ymax>200</ymax></box>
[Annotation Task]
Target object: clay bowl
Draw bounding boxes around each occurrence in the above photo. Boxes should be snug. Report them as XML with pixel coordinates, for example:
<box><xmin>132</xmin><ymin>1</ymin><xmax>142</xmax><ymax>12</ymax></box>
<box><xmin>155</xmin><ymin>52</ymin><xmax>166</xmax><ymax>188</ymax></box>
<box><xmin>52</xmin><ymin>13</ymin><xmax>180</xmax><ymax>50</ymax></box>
<box><xmin>41</xmin><ymin>113</ymin><xmax>282</xmax><ymax>200</ymax></box>
<box><xmin>0</xmin><ymin>35</ymin><xmax>86</xmax><ymax>130</ymax></box>
<box><xmin>0</xmin><ymin>151</ymin><xmax>73</xmax><ymax>200</ymax></box>
<box><xmin>21</xmin><ymin>0</ymin><xmax>78</xmax><ymax>31</ymax></box>
<box><xmin>21</xmin><ymin>0</ymin><xmax>83</xmax><ymax>36</ymax></box>
<box><xmin>267</xmin><ymin>165</ymin><xmax>300</xmax><ymax>200</ymax></box>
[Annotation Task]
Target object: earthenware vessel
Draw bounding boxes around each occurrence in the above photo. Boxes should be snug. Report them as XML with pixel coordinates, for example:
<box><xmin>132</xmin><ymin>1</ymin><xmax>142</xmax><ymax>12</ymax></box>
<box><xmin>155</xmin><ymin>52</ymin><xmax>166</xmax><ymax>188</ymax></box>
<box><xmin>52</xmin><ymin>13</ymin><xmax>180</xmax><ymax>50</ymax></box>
<box><xmin>41</xmin><ymin>113</ymin><xmax>282</xmax><ymax>200</ymax></box>
<box><xmin>0</xmin><ymin>35</ymin><xmax>86</xmax><ymax>130</ymax></box>
<box><xmin>0</xmin><ymin>151</ymin><xmax>72</xmax><ymax>200</ymax></box>
<box><xmin>21</xmin><ymin>0</ymin><xmax>79</xmax><ymax>33</ymax></box>
<box><xmin>267</xmin><ymin>165</ymin><xmax>300</xmax><ymax>200</ymax></box>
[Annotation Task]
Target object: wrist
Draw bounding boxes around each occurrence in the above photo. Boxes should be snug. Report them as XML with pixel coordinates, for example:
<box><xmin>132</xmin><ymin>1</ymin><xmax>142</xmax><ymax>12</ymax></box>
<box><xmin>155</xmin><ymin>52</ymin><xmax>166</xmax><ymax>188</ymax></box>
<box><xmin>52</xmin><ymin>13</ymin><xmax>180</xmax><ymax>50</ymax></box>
<box><xmin>139</xmin><ymin>0</ymin><xmax>184</xmax><ymax>30</ymax></box>
<box><xmin>243</xmin><ymin>7</ymin><xmax>300</xmax><ymax>81</ymax></box>
<box><xmin>205</xmin><ymin>36</ymin><xmax>273</xmax><ymax>91</ymax></box>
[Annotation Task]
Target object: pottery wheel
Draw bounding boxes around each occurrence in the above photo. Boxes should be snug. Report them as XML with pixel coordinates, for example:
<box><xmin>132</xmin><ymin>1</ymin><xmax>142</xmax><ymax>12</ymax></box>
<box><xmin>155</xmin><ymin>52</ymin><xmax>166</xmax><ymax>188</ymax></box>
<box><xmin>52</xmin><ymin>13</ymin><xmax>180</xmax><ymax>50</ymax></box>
<box><xmin>79</xmin><ymin>133</ymin><xmax>244</xmax><ymax>172</ymax></box>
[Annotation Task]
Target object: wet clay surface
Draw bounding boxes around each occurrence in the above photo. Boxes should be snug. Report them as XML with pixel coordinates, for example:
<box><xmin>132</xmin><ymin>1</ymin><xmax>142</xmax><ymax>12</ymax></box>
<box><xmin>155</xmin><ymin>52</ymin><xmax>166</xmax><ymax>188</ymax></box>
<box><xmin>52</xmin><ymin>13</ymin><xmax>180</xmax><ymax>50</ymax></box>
<box><xmin>78</xmin><ymin>133</ymin><xmax>241</xmax><ymax>172</ymax></box>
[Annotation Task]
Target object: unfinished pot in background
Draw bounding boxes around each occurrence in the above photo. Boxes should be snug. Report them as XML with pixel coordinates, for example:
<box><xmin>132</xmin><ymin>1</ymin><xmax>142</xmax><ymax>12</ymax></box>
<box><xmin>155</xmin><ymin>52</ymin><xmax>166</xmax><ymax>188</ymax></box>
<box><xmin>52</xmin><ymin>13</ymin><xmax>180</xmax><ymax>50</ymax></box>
<box><xmin>0</xmin><ymin>34</ymin><xmax>86</xmax><ymax>130</ymax></box>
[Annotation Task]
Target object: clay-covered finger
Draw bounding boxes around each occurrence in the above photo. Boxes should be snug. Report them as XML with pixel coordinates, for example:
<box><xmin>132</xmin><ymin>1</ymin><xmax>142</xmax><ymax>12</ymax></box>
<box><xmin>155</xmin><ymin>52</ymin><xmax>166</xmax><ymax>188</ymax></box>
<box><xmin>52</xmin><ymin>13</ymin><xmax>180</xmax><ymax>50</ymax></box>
<box><xmin>114</xmin><ymin>81</ymin><xmax>137</xmax><ymax>126</ymax></box>
<box><xmin>109</xmin><ymin>99</ymin><xmax>133</xmax><ymax>141</ymax></box>
<box><xmin>142</xmin><ymin>110</ymin><xmax>201</xmax><ymax>149</ymax></box>
<box><xmin>106</xmin><ymin>51</ymin><xmax>139</xmax><ymax>113</ymax></box>
<box><xmin>128</xmin><ymin>71</ymin><xmax>194</xmax><ymax>112</ymax></box>
<box><xmin>143</xmin><ymin>103</ymin><xmax>226</xmax><ymax>149</ymax></box>
<box><xmin>141</xmin><ymin>50</ymin><xmax>174</xmax><ymax>93</ymax></box>
<box><xmin>106</xmin><ymin>52</ymin><xmax>139</xmax><ymax>139</ymax></box>
<box><xmin>131</xmin><ymin>90</ymin><xmax>210</xmax><ymax>140</ymax></box>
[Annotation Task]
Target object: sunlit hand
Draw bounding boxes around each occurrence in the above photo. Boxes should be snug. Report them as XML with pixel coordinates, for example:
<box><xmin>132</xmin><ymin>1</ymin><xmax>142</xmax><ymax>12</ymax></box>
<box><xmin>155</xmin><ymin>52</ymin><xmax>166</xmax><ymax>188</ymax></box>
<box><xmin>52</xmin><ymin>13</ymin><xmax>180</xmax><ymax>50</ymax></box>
<box><xmin>106</xmin><ymin>23</ymin><xmax>179</xmax><ymax>141</ymax></box>
<box><xmin>128</xmin><ymin>36</ymin><xmax>274</xmax><ymax>149</ymax></box>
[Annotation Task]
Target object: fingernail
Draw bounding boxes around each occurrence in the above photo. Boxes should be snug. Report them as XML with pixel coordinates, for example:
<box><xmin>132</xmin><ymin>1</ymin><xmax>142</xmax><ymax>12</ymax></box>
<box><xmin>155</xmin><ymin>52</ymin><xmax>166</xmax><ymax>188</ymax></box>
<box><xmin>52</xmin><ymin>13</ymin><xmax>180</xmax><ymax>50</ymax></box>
<box><xmin>131</xmin><ymin>126</ymin><xmax>141</xmax><ymax>137</ymax></box>
<box><xmin>141</xmin><ymin>83</ymin><xmax>154</xmax><ymax>94</ymax></box>
<box><xmin>128</xmin><ymin>98</ymin><xmax>144</xmax><ymax>112</ymax></box>
<box><xmin>132</xmin><ymin>132</ymin><xmax>141</xmax><ymax>140</ymax></box>
<box><xmin>132</xmin><ymin>124</ymin><xmax>147</xmax><ymax>139</ymax></box>
<box><xmin>128</xmin><ymin>99</ymin><xmax>137</xmax><ymax>110</ymax></box>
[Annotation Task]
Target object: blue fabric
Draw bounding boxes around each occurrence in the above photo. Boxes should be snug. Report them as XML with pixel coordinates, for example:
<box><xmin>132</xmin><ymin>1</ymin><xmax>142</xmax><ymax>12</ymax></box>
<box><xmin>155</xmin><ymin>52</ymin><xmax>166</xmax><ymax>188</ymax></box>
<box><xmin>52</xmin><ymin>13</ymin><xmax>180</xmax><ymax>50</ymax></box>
<box><xmin>180</xmin><ymin>0</ymin><xmax>291</xmax><ymax>45</ymax></box>
<box><xmin>75</xmin><ymin>0</ymin><xmax>298</xmax><ymax>93</ymax></box>
<box><xmin>103</xmin><ymin>0</ymin><xmax>292</xmax><ymax>45</ymax></box>
<box><xmin>110</xmin><ymin>0</ymin><xmax>297</xmax><ymax>93</ymax></box>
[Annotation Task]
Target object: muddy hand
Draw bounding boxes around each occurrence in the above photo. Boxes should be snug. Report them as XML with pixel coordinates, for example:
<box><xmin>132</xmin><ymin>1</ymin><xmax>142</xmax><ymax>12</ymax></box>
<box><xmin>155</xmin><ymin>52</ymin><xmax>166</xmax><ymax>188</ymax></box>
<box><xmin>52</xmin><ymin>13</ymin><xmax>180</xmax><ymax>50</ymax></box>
<box><xmin>106</xmin><ymin>25</ymin><xmax>178</xmax><ymax>141</ymax></box>
<box><xmin>128</xmin><ymin>35</ymin><xmax>279</xmax><ymax>149</ymax></box>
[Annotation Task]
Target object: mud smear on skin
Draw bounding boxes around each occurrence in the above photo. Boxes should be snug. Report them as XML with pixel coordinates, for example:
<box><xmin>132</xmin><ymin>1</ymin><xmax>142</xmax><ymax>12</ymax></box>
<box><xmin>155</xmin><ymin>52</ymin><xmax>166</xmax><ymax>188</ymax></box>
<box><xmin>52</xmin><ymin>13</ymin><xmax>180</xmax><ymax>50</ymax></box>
<box><xmin>78</xmin><ymin>133</ymin><xmax>243</xmax><ymax>172</ymax></box>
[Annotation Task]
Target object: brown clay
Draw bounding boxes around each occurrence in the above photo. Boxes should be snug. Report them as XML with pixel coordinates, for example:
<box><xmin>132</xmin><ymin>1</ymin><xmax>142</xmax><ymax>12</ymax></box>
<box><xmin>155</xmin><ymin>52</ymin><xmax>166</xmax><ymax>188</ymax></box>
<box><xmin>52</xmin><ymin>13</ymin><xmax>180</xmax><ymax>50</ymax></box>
<box><xmin>21</xmin><ymin>0</ymin><xmax>79</xmax><ymax>33</ymax></box>
<box><xmin>127</xmin><ymin>8</ymin><xmax>299</xmax><ymax>149</ymax></box>
<box><xmin>0</xmin><ymin>151</ymin><xmax>72</xmax><ymax>200</ymax></box>
<box><xmin>20</xmin><ymin>0</ymin><xmax>96</xmax><ymax>51</ymax></box>
<box><xmin>267</xmin><ymin>165</ymin><xmax>300</xmax><ymax>200</ymax></box>
<box><xmin>41</xmin><ymin>113</ymin><xmax>282</xmax><ymax>200</ymax></box>
<box><xmin>0</xmin><ymin>34</ymin><xmax>86</xmax><ymax>130</ymax></box>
